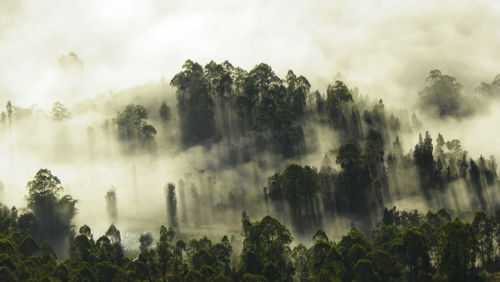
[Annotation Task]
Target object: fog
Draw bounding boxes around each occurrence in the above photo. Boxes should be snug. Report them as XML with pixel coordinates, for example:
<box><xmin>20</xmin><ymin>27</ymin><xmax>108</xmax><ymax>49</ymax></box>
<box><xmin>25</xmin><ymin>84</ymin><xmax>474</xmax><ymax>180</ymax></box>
<box><xmin>1</xmin><ymin>0</ymin><xmax>499</xmax><ymax>107</ymax></box>
<box><xmin>0</xmin><ymin>0</ymin><xmax>500</xmax><ymax>249</ymax></box>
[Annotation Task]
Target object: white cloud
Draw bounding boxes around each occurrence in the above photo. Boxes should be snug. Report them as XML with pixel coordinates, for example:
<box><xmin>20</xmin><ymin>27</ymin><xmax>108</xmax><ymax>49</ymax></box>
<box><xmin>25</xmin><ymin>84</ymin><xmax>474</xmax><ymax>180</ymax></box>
<box><xmin>0</xmin><ymin>0</ymin><xmax>498</xmax><ymax>108</ymax></box>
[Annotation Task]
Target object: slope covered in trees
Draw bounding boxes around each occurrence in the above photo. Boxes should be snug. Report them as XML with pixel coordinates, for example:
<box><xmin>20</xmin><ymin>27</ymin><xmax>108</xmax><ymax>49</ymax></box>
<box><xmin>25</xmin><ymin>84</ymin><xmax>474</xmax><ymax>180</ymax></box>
<box><xmin>0</xmin><ymin>202</ymin><xmax>498</xmax><ymax>281</ymax></box>
<box><xmin>0</xmin><ymin>60</ymin><xmax>500</xmax><ymax>280</ymax></box>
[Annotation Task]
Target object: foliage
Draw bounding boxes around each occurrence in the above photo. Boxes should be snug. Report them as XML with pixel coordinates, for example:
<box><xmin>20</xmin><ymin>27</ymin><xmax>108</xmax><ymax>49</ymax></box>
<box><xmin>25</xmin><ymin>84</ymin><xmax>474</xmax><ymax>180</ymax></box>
<box><xmin>171</xmin><ymin>60</ymin><xmax>216</xmax><ymax>147</ymax></box>
<box><xmin>418</xmin><ymin>70</ymin><xmax>472</xmax><ymax>118</ymax></box>
<box><xmin>0</xmin><ymin>202</ymin><xmax>498</xmax><ymax>281</ymax></box>
<box><xmin>51</xmin><ymin>102</ymin><xmax>71</xmax><ymax>121</ymax></box>
<box><xmin>25</xmin><ymin>169</ymin><xmax>77</xmax><ymax>253</ymax></box>
<box><xmin>114</xmin><ymin>104</ymin><xmax>157</xmax><ymax>153</ymax></box>
<box><xmin>268</xmin><ymin>164</ymin><xmax>321</xmax><ymax>233</ymax></box>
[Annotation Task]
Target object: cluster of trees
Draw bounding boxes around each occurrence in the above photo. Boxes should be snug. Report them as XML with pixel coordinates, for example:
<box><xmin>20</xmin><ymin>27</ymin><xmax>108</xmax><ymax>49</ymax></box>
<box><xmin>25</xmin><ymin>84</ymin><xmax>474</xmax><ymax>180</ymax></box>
<box><xmin>417</xmin><ymin>70</ymin><xmax>500</xmax><ymax>119</ymax></box>
<box><xmin>0</xmin><ymin>167</ymin><xmax>498</xmax><ymax>281</ymax></box>
<box><xmin>166</xmin><ymin>62</ymin><xmax>500</xmax><ymax>236</ymax></box>
<box><xmin>266</xmin><ymin>139</ymin><xmax>390</xmax><ymax>234</ymax></box>
<box><xmin>325</xmin><ymin>81</ymin><xmax>364</xmax><ymax>144</ymax></box>
<box><xmin>51</xmin><ymin>102</ymin><xmax>72</xmax><ymax>121</ymax></box>
<box><xmin>0</xmin><ymin>100</ymin><xmax>32</xmax><ymax>124</ymax></box>
<box><xmin>1</xmin><ymin>101</ymin><xmax>13</xmax><ymax>125</ymax></box>
<box><xmin>0</xmin><ymin>101</ymin><xmax>72</xmax><ymax>123</ymax></box>
<box><xmin>165</xmin><ymin>183</ymin><xmax>178</xmax><ymax>228</ymax></box>
<box><xmin>392</xmin><ymin>131</ymin><xmax>497</xmax><ymax>210</ymax></box>
<box><xmin>2</xmin><ymin>61</ymin><xmax>500</xmax><ymax>280</ymax></box>
<box><xmin>0</xmin><ymin>202</ymin><xmax>498</xmax><ymax>281</ymax></box>
<box><xmin>267</xmin><ymin>165</ymin><xmax>321</xmax><ymax>234</ymax></box>
<box><xmin>18</xmin><ymin>169</ymin><xmax>77</xmax><ymax>257</ymax></box>
<box><xmin>476</xmin><ymin>74</ymin><xmax>500</xmax><ymax>97</ymax></box>
<box><xmin>267</xmin><ymin>127</ymin><xmax>499</xmax><ymax>235</ymax></box>
<box><xmin>418</xmin><ymin>70</ymin><xmax>469</xmax><ymax>118</ymax></box>
<box><xmin>170</xmin><ymin>60</ymin><xmax>309</xmax><ymax>158</ymax></box>
<box><xmin>114</xmin><ymin>104</ymin><xmax>157</xmax><ymax>153</ymax></box>
<box><xmin>166</xmin><ymin>60</ymin><xmax>413</xmax><ymax>169</ymax></box>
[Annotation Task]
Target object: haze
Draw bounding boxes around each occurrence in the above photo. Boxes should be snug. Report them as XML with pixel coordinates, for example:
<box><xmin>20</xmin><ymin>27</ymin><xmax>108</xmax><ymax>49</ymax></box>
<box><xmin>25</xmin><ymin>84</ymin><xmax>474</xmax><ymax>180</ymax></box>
<box><xmin>0</xmin><ymin>0</ymin><xmax>499</xmax><ymax>247</ymax></box>
<box><xmin>1</xmin><ymin>0</ymin><xmax>499</xmax><ymax>107</ymax></box>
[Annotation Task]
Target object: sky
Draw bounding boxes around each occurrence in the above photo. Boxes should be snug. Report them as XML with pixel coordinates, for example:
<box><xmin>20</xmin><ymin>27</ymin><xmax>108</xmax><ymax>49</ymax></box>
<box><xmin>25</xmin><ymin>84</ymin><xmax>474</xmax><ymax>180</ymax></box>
<box><xmin>0</xmin><ymin>0</ymin><xmax>499</xmax><ymax>108</ymax></box>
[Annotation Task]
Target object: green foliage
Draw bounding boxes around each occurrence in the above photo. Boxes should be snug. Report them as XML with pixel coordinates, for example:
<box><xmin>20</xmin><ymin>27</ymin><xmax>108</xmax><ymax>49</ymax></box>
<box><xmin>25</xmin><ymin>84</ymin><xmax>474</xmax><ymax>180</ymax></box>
<box><xmin>114</xmin><ymin>104</ymin><xmax>156</xmax><ymax>153</ymax></box>
<box><xmin>326</xmin><ymin>80</ymin><xmax>352</xmax><ymax>129</ymax></box>
<box><xmin>25</xmin><ymin>169</ymin><xmax>77</xmax><ymax>252</ymax></box>
<box><xmin>400</xmin><ymin>227</ymin><xmax>433</xmax><ymax>281</ymax></box>
<box><xmin>268</xmin><ymin>164</ymin><xmax>321</xmax><ymax>233</ymax></box>
<box><xmin>51</xmin><ymin>101</ymin><xmax>71</xmax><ymax>121</ymax></box>
<box><xmin>354</xmin><ymin>259</ymin><xmax>380</xmax><ymax>282</ymax></box>
<box><xmin>166</xmin><ymin>183</ymin><xmax>178</xmax><ymax>228</ymax></box>
<box><xmin>285</xmin><ymin>70</ymin><xmax>309</xmax><ymax>119</ymax></box>
<box><xmin>171</xmin><ymin>60</ymin><xmax>215</xmax><ymax>147</ymax></box>
<box><xmin>472</xmin><ymin>211</ymin><xmax>495</xmax><ymax>265</ymax></box>
<box><xmin>240</xmin><ymin>215</ymin><xmax>294</xmax><ymax>280</ymax></box>
<box><xmin>158</xmin><ymin>101</ymin><xmax>171</xmax><ymax>123</ymax></box>
<box><xmin>0</xmin><ymin>203</ymin><xmax>498</xmax><ymax>282</ymax></box>
<box><xmin>139</xmin><ymin>233</ymin><xmax>153</xmax><ymax>251</ymax></box>
<box><xmin>418</xmin><ymin>70</ymin><xmax>471</xmax><ymax>118</ymax></box>
<box><xmin>436</xmin><ymin>220</ymin><xmax>478</xmax><ymax>282</ymax></box>
<box><xmin>335</xmin><ymin>143</ymin><xmax>373</xmax><ymax>217</ymax></box>
<box><xmin>171</xmin><ymin>60</ymin><xmax>306</xmax><ymax>157</ymax></box>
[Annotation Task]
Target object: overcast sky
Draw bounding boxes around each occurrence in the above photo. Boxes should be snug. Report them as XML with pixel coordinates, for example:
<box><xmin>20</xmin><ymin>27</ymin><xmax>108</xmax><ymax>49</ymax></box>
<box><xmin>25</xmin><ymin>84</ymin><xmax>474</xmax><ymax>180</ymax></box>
<box><xmin>0</xmin><ymin>0</ymin><xmax>499</xmax><ymax>107</ymax></box>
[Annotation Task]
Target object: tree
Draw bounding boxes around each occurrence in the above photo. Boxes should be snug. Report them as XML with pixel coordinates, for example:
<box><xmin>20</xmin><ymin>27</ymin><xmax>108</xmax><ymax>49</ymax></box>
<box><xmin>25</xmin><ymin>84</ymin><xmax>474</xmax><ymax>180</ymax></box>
<box><xmin>246</xmin><ymin>65</ymin><xmax>305</xmax><ymax>157</ymax></box>
<box><xmin>71</xmin><ymin>234</ymin><xmax>93</xmax><ymax>263</ymax></box>
<box><xmin>326</xmin><ymin>80</ymin><xmax>352</xmax><ymax>129</ymax></box>
<box><xmin>414</xmin><ymin>131</ymin><xmax>439</xmax><ymax>198</ymax></box>
<box><xmin>104</xmin><ymin>225</ymin><xmax>124</xmax><ymax>264</ymax></box>
<box><xmin>17</xmin><ymin>212</ymin><xmax>39</xmax><ymax>238</ymax></box>
<box><xmin>105</xmin><ymin>189</ymin><xmax>118</xmax><ymax>224</ymax></box>
<box><xmin>6</xmin><ymin>101</ymin><xmax>12</xmax><ymax>125</ymax></box>
<box><xmin>435</xmin><ymin>133</ymin><xmax>445</xmax><ymax>159</ymax></box>
<box><xmin>51</xmin><ymin>102</ymin><xmax>71</xmax><ymax>121</ymax></box>
<box><xmin>105</xmin><ymin>225</ymin><xmax>121</xmax><ymax>244</ymax></box>
<box><xmin>368</xmin><ymin>249</ymin><xmax>401</xmax><ymax>282</ymax></box>
<box><xmin>139</xmin><ymin>233</ymin><xmax>153</xmax><ymax>251</ymax></box>
<box><xmin>25</xmin><ymin>169</ymin><xmax>77</xmax><ymax>252</ymax></box>
<box><xmin>472</xmin><ymin>211</ymin><xmax>494</xmax><ymax>265</ymax></box>
<box><xmin>418</xmin><ymin>70</ymin><xmax>471</xmax><ymax>118</ymax></box>
<box><xmin>204</xmin><ymin>61</ymin><xmax>233</xmax><ymax>138</ymax></box>
<box><xmin>240</xmin><ymin>215</ymin><xmax>294</xmax><ymax>280</ymax></box>
<box><xmin>335</xmin><ymin>143</ymin><xmax>372</xmax><ymax>217</ymax></box>
<box><xmin>285</xmin><ymin>70</ymin><xmax>310</xmax><ymax>119</ymax></box>
<box><xmin>114</xmin><ymin>104</ymin><xmax>156</xmax><ymax>152</ymax></box>
<box><xmin>354</xmin><ymin>259</ymin><xmax>380</xmax><ymax>282</ymax></box>
<box><xmin>469</xmin><ymin>159</ymin><xmax>487</xmax><ymax>210</ymax></box>
<box><xmin>308</xmin><ymin>239</ymin><xmax>344</xmax><ymax>281</ymax></box>
<box><xmin>268</xmin><ymin>164</ymin><xmax>321</xmax><ymax>233</ymax></box>
<box><xmin>436</xmin><ymin>220</ymin><xmax>477</xmax><ymax>282</ymax></box>
<box><xmin>157</xmin><ymin>225</ymin><xmax>174</xmax><ymax>275</ymax></box>
<box><xmin>171</xmin><ymin>60</ymin><xmax>215</xmax><ymax>147</ymax></box>
<box><xmin>158</xmin><ymin>101</ymin><xmax>171</xmax><ymax>123</ymax></box>
<box><xmin>166</xmin><ymin>183</ymin><xmax>178</xmax><ymax>228</ymax></box>
<box><xmin>400</xmin><ymin>227</ymin><xmax>433</xmax><ymax>281</ymax></box>
<box><xmin>79</xmin><ymin>224</ymin><xmax>93</xmax><ymax>239</ymax></box>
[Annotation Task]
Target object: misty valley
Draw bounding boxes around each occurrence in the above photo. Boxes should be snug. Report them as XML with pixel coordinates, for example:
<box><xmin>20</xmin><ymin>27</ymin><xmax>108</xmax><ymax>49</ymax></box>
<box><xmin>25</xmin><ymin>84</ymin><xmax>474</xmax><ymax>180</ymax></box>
<box><xmin>0</xmin><ymin>60</ymin><xmax>499</xmax><ymax>282</ymax></box>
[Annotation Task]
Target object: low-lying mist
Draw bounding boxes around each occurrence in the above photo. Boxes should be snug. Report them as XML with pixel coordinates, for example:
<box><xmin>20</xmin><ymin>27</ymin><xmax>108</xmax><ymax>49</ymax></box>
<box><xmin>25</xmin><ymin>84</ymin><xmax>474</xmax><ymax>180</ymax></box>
<box><xmin>1</xmin><ymin>59</ymin><xmax>499</xmax><ymax>255</ymax></box>
<box><xmin>0</xmin><ymin>1</ymin><xmax>499</xmax><ymax>258</ymax></box>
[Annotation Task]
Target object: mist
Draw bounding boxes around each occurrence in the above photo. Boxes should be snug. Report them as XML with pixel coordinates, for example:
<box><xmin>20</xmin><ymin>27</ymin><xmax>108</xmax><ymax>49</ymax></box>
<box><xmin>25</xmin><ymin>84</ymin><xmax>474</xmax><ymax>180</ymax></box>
<box><xmin>1</xmin><ymin>0</ymin><xmax>499</xmax><ymax>107</ymax></box>
<box><xmin>1</xmin><ymin>0</ymin><xmax>500</xmax><ymax>256</ymax></box>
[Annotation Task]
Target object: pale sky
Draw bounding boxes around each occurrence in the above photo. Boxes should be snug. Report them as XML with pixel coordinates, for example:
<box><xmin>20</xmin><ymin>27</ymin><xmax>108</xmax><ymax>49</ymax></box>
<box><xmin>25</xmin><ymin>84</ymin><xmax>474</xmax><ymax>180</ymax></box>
<box><xmin>0</xmin><ymin>0</ymin><xmax>499</xmax><ymax>108</ymax></box>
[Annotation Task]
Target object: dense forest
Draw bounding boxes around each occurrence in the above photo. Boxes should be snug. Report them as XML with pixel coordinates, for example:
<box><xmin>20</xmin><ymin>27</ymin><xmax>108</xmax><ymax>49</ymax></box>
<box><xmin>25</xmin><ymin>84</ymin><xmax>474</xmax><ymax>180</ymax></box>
<box><xmin>1</xmin><ymin>60</ymin><xmax>499</xmax><ymax>281</ymax></box>
<box><xmin>0</xmin><ymin>202</ymin><xmax>499</xmax><ymax>281</ymax></box>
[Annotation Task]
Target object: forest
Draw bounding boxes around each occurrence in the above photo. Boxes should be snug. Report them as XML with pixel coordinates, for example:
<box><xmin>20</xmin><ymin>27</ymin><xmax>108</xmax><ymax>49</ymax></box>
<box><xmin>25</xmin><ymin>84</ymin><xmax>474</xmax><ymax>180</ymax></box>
<box><xmin>0</xmin><ymin>60</ymin><xmax>499</xmax><ymax>281</ymax></box>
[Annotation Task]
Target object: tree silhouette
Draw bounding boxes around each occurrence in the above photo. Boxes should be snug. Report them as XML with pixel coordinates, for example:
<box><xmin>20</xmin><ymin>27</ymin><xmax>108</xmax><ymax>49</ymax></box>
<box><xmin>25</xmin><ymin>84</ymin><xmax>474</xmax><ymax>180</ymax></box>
<box><xmin>26</xmin><ymin>169</ymin><xmax>77</xmax><ymax>254</ymax></box>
